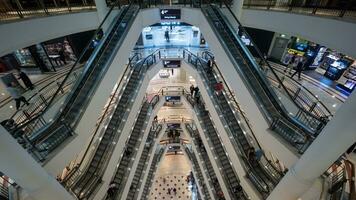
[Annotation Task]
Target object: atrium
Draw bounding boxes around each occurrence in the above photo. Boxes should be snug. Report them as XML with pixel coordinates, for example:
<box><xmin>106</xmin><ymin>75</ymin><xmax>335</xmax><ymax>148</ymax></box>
<box><xmin>0</xmin><ymin>0</ymin><xmax>355</xmax><ymax>200</ymax></box>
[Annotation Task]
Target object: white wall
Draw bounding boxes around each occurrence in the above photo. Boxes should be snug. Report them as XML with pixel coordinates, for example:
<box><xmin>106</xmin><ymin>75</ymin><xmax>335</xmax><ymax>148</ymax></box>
<box><xmin>0</xmin><ymin>11</ymin><xmax>99</xmax><ymax>57</ymax></box>
<box><xmin>240</xmin><ymin>9</ymin><xmax>356</xmax><ymax>58</ymax></box>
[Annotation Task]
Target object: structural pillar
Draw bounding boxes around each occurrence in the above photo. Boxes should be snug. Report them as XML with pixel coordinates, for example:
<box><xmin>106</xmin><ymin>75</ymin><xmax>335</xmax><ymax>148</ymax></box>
<box><xmin>94</xmin><ymin>0</ymin><xmax>113</xmax><ymax>33</ymax></box>
<box><xmin>0</xmin><ymin>126</ymin><xmax>75</xmax><ymax>200</ymax></box>
<box><xmin>232</xmin><ymin>0</ymin><xmax>244</xmax><ymax>20</ymax></box>
<box><xmin>267</xmin><ymin>92</ymin><xmax>356</xmax><ymax>200</ymax></box>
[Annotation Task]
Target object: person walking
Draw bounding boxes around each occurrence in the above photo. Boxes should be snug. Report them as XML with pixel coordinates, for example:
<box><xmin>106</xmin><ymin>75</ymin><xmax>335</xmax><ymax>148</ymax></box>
<box><xmin>173</xmin><ymin>188</ymin><xmax>177</xmax><ymax>195</ymax></box>
<box><xmin>16</xmin><ymin>69</ymin><xmax>34</xmax><ymax>90</ymax></box>
<box><xmin>6</xmin><ymin>82</ymin><xmax>29</xmax><ymax>110</ymax></box>
<box><xmin>291</xmin><ymin>57</ymin><xmax>305</xmax><ymax>80</ymax></box>
<box><xmin>285</xmin><ymin>53</ymin><xmax>297</xmax><ymax>74</ymax></box>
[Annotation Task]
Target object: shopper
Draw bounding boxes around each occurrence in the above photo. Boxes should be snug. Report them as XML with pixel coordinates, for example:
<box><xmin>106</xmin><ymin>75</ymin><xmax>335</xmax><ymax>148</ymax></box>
<box><xmin>107</xmin><ymin>182</ymin><xmax>118</xmax><ymax>199</ymax></box>
<box><xmin>58</xmin><ymin>47</ymin><xmax>67</xmax><ymax>65</ymax></box>
<box><xmin>194</xmin><ymin>86</ymin><xmax>199</xmax><ymax>97</ymax></box>
<box><xmin>291</xmin><ymin>57</ymin><xmax>305</xmax><ymax>80</ymax></box>
<box><xmin>190</xmin><ymin>85</ymin><xmax>195</xmax><ymax>96</ymax></box>
<box><xmin>16</xmin><ymin>69</ymin><xmax>34</xmax><ymax>90</ymax></box>
<box><xmin>195</xmin><ymin>91</ymin><xmax>201</xmax><ymax>104</ymax></box>
<box><xmin>6</xmin><ymin>82</ymin><xmax>29</xmax><ymax>110</ymax></box>
<box><xmin>214</xmin><ymin>81</ymin><xmax>224</xmax><ymax>95</ymax></box>
<box><xmin>165</xmin><ymin>29</ymin><xmax>170</xmax><ymax>42</ymax></box>
<box><xmin>285</xmin><ymin>53</ymin><xmax>297</xmax><ymax>74</ymax></box>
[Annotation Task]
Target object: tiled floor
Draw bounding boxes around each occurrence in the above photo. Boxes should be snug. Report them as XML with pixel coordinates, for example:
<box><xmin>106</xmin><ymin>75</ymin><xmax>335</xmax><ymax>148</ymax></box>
<box><xmin>270</xmin><ymin>62</ymin><xmax>345</xmax><ymax>114</ymax></box>
<box><xmin>149</xmin><ymin>154</ymin><xmax>195</xmax><ymax>200</ymax></box>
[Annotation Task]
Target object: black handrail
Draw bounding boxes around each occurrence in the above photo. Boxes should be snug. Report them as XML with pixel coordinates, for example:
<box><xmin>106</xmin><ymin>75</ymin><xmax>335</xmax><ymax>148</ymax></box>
<box><xmin>70</xmin><ymin>49</ymin><xmax>160</xmax><ymax>199</ymax></box>
<box><xmin>184</xmin><ymin>49</ymin><xmax>284</xmax><ymax>190</ymax></box>
<box><xmin>61</xmin><ymin>53</ymin><xmax>140</xmax><ymax>185</ymax></box>
<box><xmin>9</xmin><ymin>3</ymin><xmax>122</xmax><ymax>136</ymax></box>
<box><xmin>206</xmin><ymin>2</ymin><xmax>326</xmax><ymax>133</ymax></box>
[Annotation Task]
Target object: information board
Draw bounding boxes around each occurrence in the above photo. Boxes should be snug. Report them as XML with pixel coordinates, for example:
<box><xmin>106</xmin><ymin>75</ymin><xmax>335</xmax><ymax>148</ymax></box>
<box><xmin>160</xmin><ymin>9</ymin><xmax>181</xmax><ymax>20</ymax></box>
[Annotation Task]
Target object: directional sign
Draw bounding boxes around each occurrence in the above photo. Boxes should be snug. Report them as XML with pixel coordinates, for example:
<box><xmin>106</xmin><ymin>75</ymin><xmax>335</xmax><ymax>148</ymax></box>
<box><xmin>160</xmin><ymin>9</ymin><xmax>181</xmax><ymax>20</ymax></box>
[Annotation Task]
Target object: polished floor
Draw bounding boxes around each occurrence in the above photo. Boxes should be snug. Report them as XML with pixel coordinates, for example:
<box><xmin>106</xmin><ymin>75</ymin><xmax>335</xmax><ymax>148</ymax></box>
<box><xmin>149</xmin><ymin>153</ymin><xmax>197</xmax><ymax>200</ymax></box>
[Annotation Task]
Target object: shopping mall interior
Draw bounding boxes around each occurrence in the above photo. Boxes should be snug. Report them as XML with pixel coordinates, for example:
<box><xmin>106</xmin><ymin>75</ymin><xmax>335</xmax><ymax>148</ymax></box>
<box><xmin>0</xmin><ymin>0</ymin><xmax>355</xmax><ymax>200</ymax></box>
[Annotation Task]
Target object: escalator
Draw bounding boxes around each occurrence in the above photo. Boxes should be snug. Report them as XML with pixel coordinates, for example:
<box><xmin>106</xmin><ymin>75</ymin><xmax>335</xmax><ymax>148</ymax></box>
<box><xmin>26</xmin><ymin>5</ymin><xmax>140</xmax><ymax>157</ymax></box>
<box><xmin>202</xmin><ymin>4</ymin><xmax>321</xmax><ymax>152</ymax></box>
<box><xmin>185</xmin><ymin>96</ymin><xmax>248</xmax><ymax>199</ymax></box>
<box><xmin>126</xmin><ymin>124</ymin><xmax>163</xmax><ymax>200</ymax></box>
<box><xmin>68</xmin><ymin>51</ymin><xmax>157</xmax><ymax>199</ymax></box>
<box><xmin>141</xmin><ymin>147</ymin><xmax>165</xmax><ymax>200</ymax></box>
<box><xmin>183</xmin><ymin>145</ymin><xmax>212</xmax><ymax>200</ymax></box>
<box><xmin>185</xmin><ymin>50</ymin><xmax>280</xmax><ymax>196</ymax></box>
<box><xmin>185</xmin><ymin>123</ymin><xmax>226</xmax><ymax>200</ymax></box>
<box><xmin>106</xmin><ymin>95</ymin><xmax>160</xmax><ymax>200</ymax></box>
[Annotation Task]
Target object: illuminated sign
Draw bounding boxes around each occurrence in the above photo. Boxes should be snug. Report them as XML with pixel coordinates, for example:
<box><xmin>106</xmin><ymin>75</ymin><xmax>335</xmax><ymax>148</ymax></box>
<box><xmin>160</xmin><ymin>9</ymin><xmax>181</xmax><ymax>20</ymax></box>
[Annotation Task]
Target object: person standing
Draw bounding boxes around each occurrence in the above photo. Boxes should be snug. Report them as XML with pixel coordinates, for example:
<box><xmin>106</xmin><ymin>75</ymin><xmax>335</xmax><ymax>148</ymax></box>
<box><xmin>291</xmin><ymin>57</ymin><xmax>305</xmax><ymax>80</ymax></box>
<box><xmin>58</xmin><ymin>46</ymin><xmax>67</xmax><ymax>65</ymax></box>
<box><xmin>194</xmin><ymin>86</ymin><xmax>199</xmax><ymax>97</ymax></box>
<box><xmin>16</xmin><ymin>69</ymin><xmax>34</xmax><ymax>90</ymax></box>
<box><xmin>6</xmin><ymin>82</ymin><xmax>29</xmax><ymax>110</ymax></box>
<box><xmin>190</xmin><ymin>85</ymin><xmax>194</xmax><ymax>96</ymax></box>
<box><xmin>107</xmin><ymin>182</ymin><xmax>118</xmax><ymax>199</ymax></box>
<box><xmin>164</xmin><ymin>29</ymin><xmax>170</xmax><ymax>42</ymax></box>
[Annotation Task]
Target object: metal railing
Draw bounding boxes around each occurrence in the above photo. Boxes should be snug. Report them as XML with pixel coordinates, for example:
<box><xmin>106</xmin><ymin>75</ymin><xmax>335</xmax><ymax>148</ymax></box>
<box><xmin>0</xmin><ymin>0</ymin><xmax>96</xmax><ymax>22</ymax></box>
<box><xmin>0</xmin><ymin>175</ymin><xmax>17</xmax><ymax>200</ymax></box>
<box><xmin>325</xmin><ymin>158</ymin><xmax>355</xmax><ymax>200</ymax></box>
<box><xmin>183</xmin><ymin>49</ymin><xmax>284</xmax><ymax>196</ymax></box>
<box><xmin>61</xmin><ymin>50</ymin><xmax>160</xmax><ymax>199</ymax></box>
<box><xmin>202</xmin><ymin>50</ymin><xmax>332</xmax><ymax>120</ymax></box>
<box><xmin>243</xmin><ymin>0</ymin><xmax>356</xmax><ymax>19</ymax></box>
<box><xmin>7</xmin><ymin>66</ymin><xmax>83</xmax><ymax>129</ymax></box>
<box><xmin>61</xmin><ymin>56</ymin><xmax>138</xmax><ymax>187</ymax></box>
<box><xmin>5</xmin><ymin>3</ymin><xmax>134</xmax><ymax>162</ymax></box>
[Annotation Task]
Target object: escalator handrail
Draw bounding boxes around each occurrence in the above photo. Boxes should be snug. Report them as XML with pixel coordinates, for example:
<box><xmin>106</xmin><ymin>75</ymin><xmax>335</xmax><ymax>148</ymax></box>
<box><xmin>72</xmin><ymin>49</ymin><xmax>160</xmax><ymax>198</ymax></box>
<box><xmin>61</xmin><ymin>53</ymin><xmax>140</xmax><ymax>186</ymax></box>
<box><xmin>199</xmin><ymin>50</ymin><xmax>284</xmax><ymax>178</ymax></box>
<box><xmin>59</xmin><ymin>5</ymin><xmax>135</xmax><ymax>124</ymax></box>
<box><xmin>10</xmin><ymin>4</ymin><xmax>127</xmax><ymax>138</ymax></box>
<box><xmin>202</xmin><ymin>49</ymin><xmax>332</xmax><ymax>118</ymax></box>
<box><xmin>206</xmin><ymin>3</ymin><xmax>325</xmax><ymax>132</ymax></box>
<box><xmin>42</xmin><ymin>4</ymin><xmax>121</xmax><ymax>115</ymax></box>
<box><xmin>183</xmin><ymin>49</ymin><xmax>279</xmax><ymax>193</ymax></box>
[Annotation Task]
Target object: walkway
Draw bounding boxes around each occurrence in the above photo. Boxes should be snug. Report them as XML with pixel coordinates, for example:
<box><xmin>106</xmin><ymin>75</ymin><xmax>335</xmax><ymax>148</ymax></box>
<box><xmin>0</xmin><ymin>63</ymin><xmax>79</xmax><ymax>122</ymax></box>
<box><xmin>270</xmin><ymin>62</ymin><xmax>346</xmax><ymax>114</ymax></box>
<box><xmin>149</xmin><ymin>153</ymin><xmax>197</xmax><ymax>200</ymax></box>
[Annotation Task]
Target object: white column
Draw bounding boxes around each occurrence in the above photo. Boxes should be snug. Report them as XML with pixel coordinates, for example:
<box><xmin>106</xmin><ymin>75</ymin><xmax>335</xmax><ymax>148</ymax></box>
<box><xmin>94</xmin><ymin>0</ymin><xmax>115</xmax><ymax>33</ymax></box>
<box><xmin>232</xmin><ymin>0</ymin><xmax>244</xmax><ymax>20</ymax></box>
<box><xmin>0</xmin><ymin>126</ymin><xmax>75</xmax><ymax>200</ymax></box>
<box><xmin>267</xmin><ymin>92</ymin><xmax>356</xmax><ymax>200</ymax></box>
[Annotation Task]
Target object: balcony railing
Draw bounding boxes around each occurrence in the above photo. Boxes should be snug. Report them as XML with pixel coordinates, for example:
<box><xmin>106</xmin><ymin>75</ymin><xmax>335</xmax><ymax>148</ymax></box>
<box><xmin>0</xmin><ymin>0</ymin><xmax>96</xmax><ymax>22</ymax></box>
<box><xmin>243</xmin><ymin>0</ymin><xmax>356</xmax><ymax>19</ymax></box>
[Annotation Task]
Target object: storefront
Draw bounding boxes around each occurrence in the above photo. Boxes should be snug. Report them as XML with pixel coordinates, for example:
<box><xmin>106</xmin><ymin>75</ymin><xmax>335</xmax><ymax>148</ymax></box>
<box><xmin>269</xmin><ymin>34</ymin><xmax>356</xmax><ymax>94</ymax></box>
<box><xmin>0</xmin><ymin>30</ymin><xmax>96</xmax><ymax>74</ymax></box>
<box><xmin>42</xmin><ymin>37</ymin><xmax>76</xmax><ymax>67</ymax></box>
<box><xmin>141</xmin><ymin>23</ymin><xmax>206</xmax><ymax>48</ymax></box>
